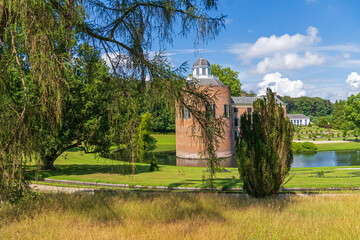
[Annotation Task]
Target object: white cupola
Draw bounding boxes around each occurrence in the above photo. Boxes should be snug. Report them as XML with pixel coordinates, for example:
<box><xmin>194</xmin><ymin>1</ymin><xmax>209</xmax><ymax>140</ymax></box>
<box><xmin>193</xmin><ymin>57</ymin><xmax>211</xmax><ymax>77</ymax></box>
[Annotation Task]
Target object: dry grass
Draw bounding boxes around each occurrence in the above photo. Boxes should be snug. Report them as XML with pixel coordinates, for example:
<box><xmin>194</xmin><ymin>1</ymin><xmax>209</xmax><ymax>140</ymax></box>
<box><xmin>1</xmin><ymin>192</ymin><xmax>360</xmax><ymax>239</ymax></box>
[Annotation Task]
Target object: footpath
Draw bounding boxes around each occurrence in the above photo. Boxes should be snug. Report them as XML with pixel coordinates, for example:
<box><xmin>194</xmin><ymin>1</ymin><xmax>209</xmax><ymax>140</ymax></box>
<box><xmin>30</xmin><ymin>178</ymin><xmax>360</xmax><ymax>194</ymax></box>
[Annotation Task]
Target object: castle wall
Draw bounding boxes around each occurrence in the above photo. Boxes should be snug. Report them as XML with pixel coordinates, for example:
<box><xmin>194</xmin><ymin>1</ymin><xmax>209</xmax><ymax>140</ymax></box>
<box><xmin>176</xmin><ymin>85</ymin><xmax>235</xmax><ymax>159</ymax></box>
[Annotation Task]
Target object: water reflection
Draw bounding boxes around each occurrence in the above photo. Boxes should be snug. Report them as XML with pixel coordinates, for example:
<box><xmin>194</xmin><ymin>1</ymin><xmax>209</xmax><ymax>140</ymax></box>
<box><xmin>107</xmin><ymin>150</ymin><xmax>360</xmax><ymax>168</ymax></box>
<box><xmin>292</xmin><ymin>150</ymin><xmax>360</xmax><ymax>168</ymax></box>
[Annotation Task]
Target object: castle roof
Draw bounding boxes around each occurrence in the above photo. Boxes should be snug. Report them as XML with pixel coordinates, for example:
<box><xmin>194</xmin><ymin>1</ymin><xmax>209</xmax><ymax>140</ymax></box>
<box><xmin>190</xmin><ymin>77</ymin><xmax>225</xmax><ymax>86</ymax></box>
<box><xmin>231</xmin><ymin>96</ymin><xmax>285</xmax><ymax>105</ymax></box>
<box><xmin>193</xmin><ymin>57</ymin><xmax>210</xmax><ymax>67</ymax></box>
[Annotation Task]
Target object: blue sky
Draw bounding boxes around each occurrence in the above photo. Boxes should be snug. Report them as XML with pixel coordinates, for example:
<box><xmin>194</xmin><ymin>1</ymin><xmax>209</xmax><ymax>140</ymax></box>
<box><xmin>163</xmin><ymin>0</ymin><xmax>360</xmax><ymax>102</ymax></box>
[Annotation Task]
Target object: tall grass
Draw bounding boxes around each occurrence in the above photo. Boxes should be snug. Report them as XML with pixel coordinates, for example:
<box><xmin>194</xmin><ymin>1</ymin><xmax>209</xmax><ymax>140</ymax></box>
<box><xmin>1</xmin><ymin>192</ymin><xmax>360</xmax><ymax>239</ymax></box>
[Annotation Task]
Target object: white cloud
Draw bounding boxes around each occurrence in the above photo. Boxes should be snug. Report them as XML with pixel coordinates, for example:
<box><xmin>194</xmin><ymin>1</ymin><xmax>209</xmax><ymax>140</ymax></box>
<box><xmin>346</xmin><ymin>72</ymin><xmax>360</xmax><ymax>89</ymax></box>
<box><xmin>252</xmin><ymin>52</ymin><xmax>325</xmax><ymax>74</ymax></box>
<box><xmin>258</xmin><ymin>72</ymin><xmax>306</xmax><ymax>97</ymax></box>
<box><xmin>232</xmin><ymin>26</ymin><xmax>320</xmax><ymax>60</ymax></box>
<box><xmin>225</xmin><ymin>19</ymin><xmax>233</xmax><ymax>24</ymax></box>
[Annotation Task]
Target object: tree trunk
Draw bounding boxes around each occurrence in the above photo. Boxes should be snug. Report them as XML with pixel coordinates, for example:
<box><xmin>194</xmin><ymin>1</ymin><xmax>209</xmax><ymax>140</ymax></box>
<box><xmin>41</xmin><ymin>155</ymin><xmax>56</xmax><ymax>171</ymax></box>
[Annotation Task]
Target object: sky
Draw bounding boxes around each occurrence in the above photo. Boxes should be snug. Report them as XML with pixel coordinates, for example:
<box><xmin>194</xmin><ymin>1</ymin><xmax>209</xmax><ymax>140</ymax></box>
<box><xmin>161</xmin><ymin>0</ymin><xmax>360</xmax><ymax>102</ymax></box>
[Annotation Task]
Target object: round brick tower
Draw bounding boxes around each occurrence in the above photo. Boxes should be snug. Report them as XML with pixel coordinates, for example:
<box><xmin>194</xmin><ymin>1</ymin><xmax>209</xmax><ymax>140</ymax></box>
<box><xmin>176</xmin><ymin>58</ymin><xmax>235</xmax><ymax>167</ymax></box>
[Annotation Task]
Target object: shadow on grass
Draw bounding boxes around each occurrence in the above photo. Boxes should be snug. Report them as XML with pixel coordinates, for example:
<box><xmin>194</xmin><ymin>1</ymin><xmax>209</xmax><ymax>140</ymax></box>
<box><xmin>38</xmin><ymin>163</ymin><xmax>152</xmax><ymax>179</ymax></box>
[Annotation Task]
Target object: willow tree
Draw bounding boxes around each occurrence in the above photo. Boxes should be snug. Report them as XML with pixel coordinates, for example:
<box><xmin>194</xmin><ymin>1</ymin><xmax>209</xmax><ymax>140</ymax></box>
<box><xmin>0</xmin><ymin>0</ymin><xmax>225</xmax><ymax>201</ymax></box>
<box><xmin>237</xmin><ymin>89</ymin><xmax>294</xmax><ymax>198</ymax></box>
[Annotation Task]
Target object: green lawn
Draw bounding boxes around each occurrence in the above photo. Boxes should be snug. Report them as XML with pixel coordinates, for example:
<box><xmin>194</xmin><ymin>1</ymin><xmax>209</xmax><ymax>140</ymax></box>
<box><xmin>153</xmin><ymin>133</ymin><xmax>360</xmax><ymax>152</ymax></box>
<box><xmin>316</xmin><ymin>142</ymin><xmax>360</xmax><ymax>151</ymax></box>
<box><xmin>152</xmin><ymin>134</ymin><xmax>176</xmax><ymax>152</ymax></box>
<box><xmin>34</xmin><ymin>147</ymin><xmax>360</xmax><ymax>189</ymax></box>
<box><xmin>30</xmin><ymin>133</ymin><xmax>360</xmax><ymax>189</ymax></box>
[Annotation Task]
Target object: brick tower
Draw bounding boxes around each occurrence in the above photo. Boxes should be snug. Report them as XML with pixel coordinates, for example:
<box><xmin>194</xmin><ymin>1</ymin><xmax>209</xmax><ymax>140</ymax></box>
<box><xmin>176</xmin><ymin>58</ymin><xmax>235</xmax><ymax>167</ymax></box>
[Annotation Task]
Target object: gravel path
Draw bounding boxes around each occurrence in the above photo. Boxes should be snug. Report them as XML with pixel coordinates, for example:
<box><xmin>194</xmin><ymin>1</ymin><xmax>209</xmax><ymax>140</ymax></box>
<box><xmin>30</xmin><ymin>184</ymin><xmax>95</xmax><ymax>194</ymax></box>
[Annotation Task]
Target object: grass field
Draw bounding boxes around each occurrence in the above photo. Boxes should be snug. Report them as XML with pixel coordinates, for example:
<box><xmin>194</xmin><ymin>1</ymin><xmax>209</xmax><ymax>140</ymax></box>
<box><xmin>151</xmin><ymin>133</ymin><xmax>176</xmax><ymax>152</ymax></box>
<box><xmin>34</xmin><ymin>147</ymin><xmax>360</xmax><ymax>189</ymax></box>
<box><xmin>2</xmin><ymin>192</ymin><xmax>360</xmax><ymax>239</ymax></box>
<box><xmin>152</xmin><ymin>133</ymin><xmax>360</xmax><ymax>152</ymax></box>
<box><xmin>28</xmin><ymin>134</ymin><xmax>360</xmax><ymax>189</ymax></box>
<box><xmin>316</xmin><ymin>142</ymin><xmax>360</xmax><ymax>151</ymax></box>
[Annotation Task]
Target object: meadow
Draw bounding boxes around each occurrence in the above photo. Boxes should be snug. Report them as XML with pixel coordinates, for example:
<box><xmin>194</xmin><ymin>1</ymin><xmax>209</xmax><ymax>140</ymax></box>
<box><xmin>1</xmin><ymin>192</ymin><xmax>360</xmax><ymax>239</ymax></box>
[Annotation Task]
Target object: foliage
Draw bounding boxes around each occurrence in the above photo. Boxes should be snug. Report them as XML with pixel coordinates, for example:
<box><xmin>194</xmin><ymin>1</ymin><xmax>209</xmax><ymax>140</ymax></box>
<box><xmin>136</xmin><ymin>112</ymin><xmax>157</xmax><ymax>161</ymax></box>
<box><xmin>36</xmin><ymin>43</ymin><xmax>112</xmax><ymax>170</ymax></box>
<box><xmin>281</xmin><ymin>96</ymin><xmax>333</xmax><ymax>117</ymax></box>
<box><xmin>237</xmin><ymin>88</ymin><xmax>294</xmax><ymax>198</ymax></box>
<box><xmin>292</xmin><ymin>142</ymin><xmax>317</xmax><ymax>153</ymax></box>
<box><xmin>0</xmin><ymin>0</ymin><xmax>81</xmax><ymax>202</ymax></box>
<box><xmin>149</xmin><ymin>156</ymin><xmax>159</xmax><ymax>172</ymax></box>
<box><xmin>345</xmin><ymin>94</ymin><xmax>360</xmax><ymax>134</ymax></box>
<box><xmin>318</xmin><ymin>117</ymin><xmax>328</xmax><ymax>128</ymax></box>
<box><xmin>333</xmin><ymin>100</ymin><xmax>351</xmax><ymax>130</ymax></box>
<box><xmin>302</xmin><ymin>142</ymin><xmax>317</xmax><ymax>151</ymax></box>
<box><xmin>292</xmin><ymin>142</ymin><xmax>303</xmax><ymax>152</ymax></box>
<box><xmin>211</xmin><ymin>64</ymin><xmax>242</xmax><ymax>96</ymax></box>
<box><xmin>0</xmin><ymin>0</ymin><xmax>226</xmax><ymax>201</ymax></box>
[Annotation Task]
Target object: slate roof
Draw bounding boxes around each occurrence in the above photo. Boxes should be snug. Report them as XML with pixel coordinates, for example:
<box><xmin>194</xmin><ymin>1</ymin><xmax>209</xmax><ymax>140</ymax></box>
<box><xmin>287</xmin><ymin>114</ymin><xmax>310</xmax><ymax>119</ymax></box>
<box><xmin>187</xmin><ymin>76</ymin><xmax>225</xmax><ymax>86</ymax></box>
<box><xmin>231</xmin><ymin>96</ymin><xmax>257</xmax><ymax>105</ymax></box>
<box><xmin>196</xmin><ymin>78</ymin><xmax>224</xmax><ymax>86</ymax></box>
<box><xmin>193</xmin><ymin>57</ymin><xmax>210</xmax><ymax>67</ymax></box>
<box><xmin>231</xmin><ymin>96</ymin><xmax>285</xmax><ymax>105</ymax></box>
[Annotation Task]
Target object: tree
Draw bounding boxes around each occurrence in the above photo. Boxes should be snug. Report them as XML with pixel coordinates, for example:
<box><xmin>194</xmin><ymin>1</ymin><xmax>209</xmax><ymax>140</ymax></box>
<box><xmin>36</xmin><ymin>44</ymin><xmax>112</xmax><ymax>170</ymax></box>
<box><xmin>318</xmin><ymin>117</ymin><xmax>328</xmax><ymax>128</ymax></box>
<box><xmin>281</xmin><ymin>96</ymin><xmax>333</xmax><ymax>116</ymax></box>
<box><xmin>345</xmin><ymin>94</ymin><xmax>360</xmax><ymax>132</ymax></box>
<box><xmin>237</xmin><ymin>88</ymin><xmax>294</xmax><ymax>198</ymax></box>
<box><xmin>1</xmin><ymin>0</ymin><xmax>226</xmax><ymax>201</ymax></box>
<box><xmin>211</xmin><ymin>64</ymin><xmax>242</xmax><ymax>96</ymax></box>
<box><xmin>136</xmin><ymin>112</ymin><xmax>157</xmax><ymax>162</ymax></box>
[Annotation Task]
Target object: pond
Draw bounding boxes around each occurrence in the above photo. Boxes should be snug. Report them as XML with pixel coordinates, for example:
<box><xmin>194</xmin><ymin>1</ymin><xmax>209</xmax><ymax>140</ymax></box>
<box><xmin>292</xmin><ymin>150</ymin><xmax>360</xmax><ymax>168</ymax></box>
<box><xmin>107</xmin><ymin>150</ymin><xmax>360</xmax><ymax>168</ymax></box>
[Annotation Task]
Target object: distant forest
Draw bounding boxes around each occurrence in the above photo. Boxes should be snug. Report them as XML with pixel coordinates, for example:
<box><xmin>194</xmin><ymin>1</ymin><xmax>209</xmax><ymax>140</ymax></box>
<box><xmin>280</xmin><ymin>96</ymin><xmax>333</xmax><ymax>117</ymax></box>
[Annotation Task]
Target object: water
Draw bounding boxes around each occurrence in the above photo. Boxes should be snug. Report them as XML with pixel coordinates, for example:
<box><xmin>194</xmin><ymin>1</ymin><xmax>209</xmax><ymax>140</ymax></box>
<box><xmin>292</xmin><ymin>150</ymin><xmax>360</xmax><ymax>168</ymax></box>
<box><xmin>107</xmin><ymin>150</ymin><xmax>360</xmax><ymax>168</ymax></box>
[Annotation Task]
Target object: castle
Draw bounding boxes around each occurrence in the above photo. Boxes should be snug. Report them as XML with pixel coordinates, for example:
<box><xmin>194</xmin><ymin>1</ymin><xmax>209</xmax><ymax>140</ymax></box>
<box><xmin>175</xmin><ymin>57</ymin><xmax>285</xmax><ymax>167</ymax></box>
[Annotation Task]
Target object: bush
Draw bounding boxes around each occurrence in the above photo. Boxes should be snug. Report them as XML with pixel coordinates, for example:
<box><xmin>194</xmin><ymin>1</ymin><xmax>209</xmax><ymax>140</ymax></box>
<box><xmin>302</xmin><ymin>142</ymin><xmax>317</xmax><ymax>151</ymax></box>
<box><xmin>292</xmin><ymin>142</ymin><xmax>317</xmax><ymax>152</ymax></box>
<box><xmin>237</xmin><ymin>89</ymin><xmax>293</xmax><ymax>198</ymax></box>
<box><xmin>149</xmin><ymin>156</ymin><xmax>159</xmax><ymax>172</ymax></box>
<box><xmin>324</xmin><ymin>124</ymin><xmax>332</xmax><ymax>129</ymax></box>
<box><xmin>292</xmin><ymin>142</ymin><xmax>303</xmax><ymax>152</ymax></box>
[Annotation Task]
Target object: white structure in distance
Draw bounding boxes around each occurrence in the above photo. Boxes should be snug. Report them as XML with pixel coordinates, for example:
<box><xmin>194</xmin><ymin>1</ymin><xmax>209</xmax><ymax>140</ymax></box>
<box><xmin>287</xmin><ymin>114</ymin><xmax>311</xmax><ymax>126</ymax></box>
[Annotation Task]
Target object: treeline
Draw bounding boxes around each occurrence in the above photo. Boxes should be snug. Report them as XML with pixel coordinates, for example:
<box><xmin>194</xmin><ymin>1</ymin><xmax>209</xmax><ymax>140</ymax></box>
<box><xmin>281</xmin><ymin>96</ymin><xmax>334</xmax><ymax>117</ymax></box>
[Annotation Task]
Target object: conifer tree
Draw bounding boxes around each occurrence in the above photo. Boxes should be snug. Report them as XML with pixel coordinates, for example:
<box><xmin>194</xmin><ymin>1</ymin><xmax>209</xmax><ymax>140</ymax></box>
<box><xmin>237</xmin><ymin>88</ymin><xmax>294</xmax><ymax>198</ymax></box>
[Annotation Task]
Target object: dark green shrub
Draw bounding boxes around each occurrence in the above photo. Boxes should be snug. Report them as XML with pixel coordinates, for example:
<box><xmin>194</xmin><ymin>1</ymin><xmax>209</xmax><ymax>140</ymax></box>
<box><xmin>149</xmin><ymin>156</ymin><xmax>159</xmax><ymax>172</ymax></box>
<box><xmin>237</xmin><ymin>89</ymin><xmax>293</xmax><ymax>198</ymax></box>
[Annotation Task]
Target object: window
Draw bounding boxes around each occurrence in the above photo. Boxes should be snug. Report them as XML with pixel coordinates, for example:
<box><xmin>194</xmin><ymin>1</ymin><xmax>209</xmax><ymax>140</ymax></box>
<box><xmin>234</xmin><ymin>107</ymin><xmax>238</xmax><ymax>113</ymax></box>
<box><xmin>234</xmin><ymin>116</ymin><xmax>239</xmax><ymax>127</ymax></box>
<box><xmin>247</xmin><ymin>107</ymin><xmax>252</xmax><ymax>114</ymax></box>
<box><xmin>234</xmin><ymin>131</ymin><xmax>239</xmax><ymax>142</ymax></box>
<box><xmin>224</xmin><ymin>104</ymin><xmax>229</xmax><ymax>118</ymax></box>
<box><xmin>196</xmin><ymin>68</ymin><xmax>199</xmax><ymax>75</ymax></box>
<box><xmin>183</xmin><ymin>106</ymin><xmax>190</xmax><ymax>119</ymax></box>
<box><xmin>205</xmin><ymin>104</ymin><xmax>215</xmax><ymax>118</ymax></box>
